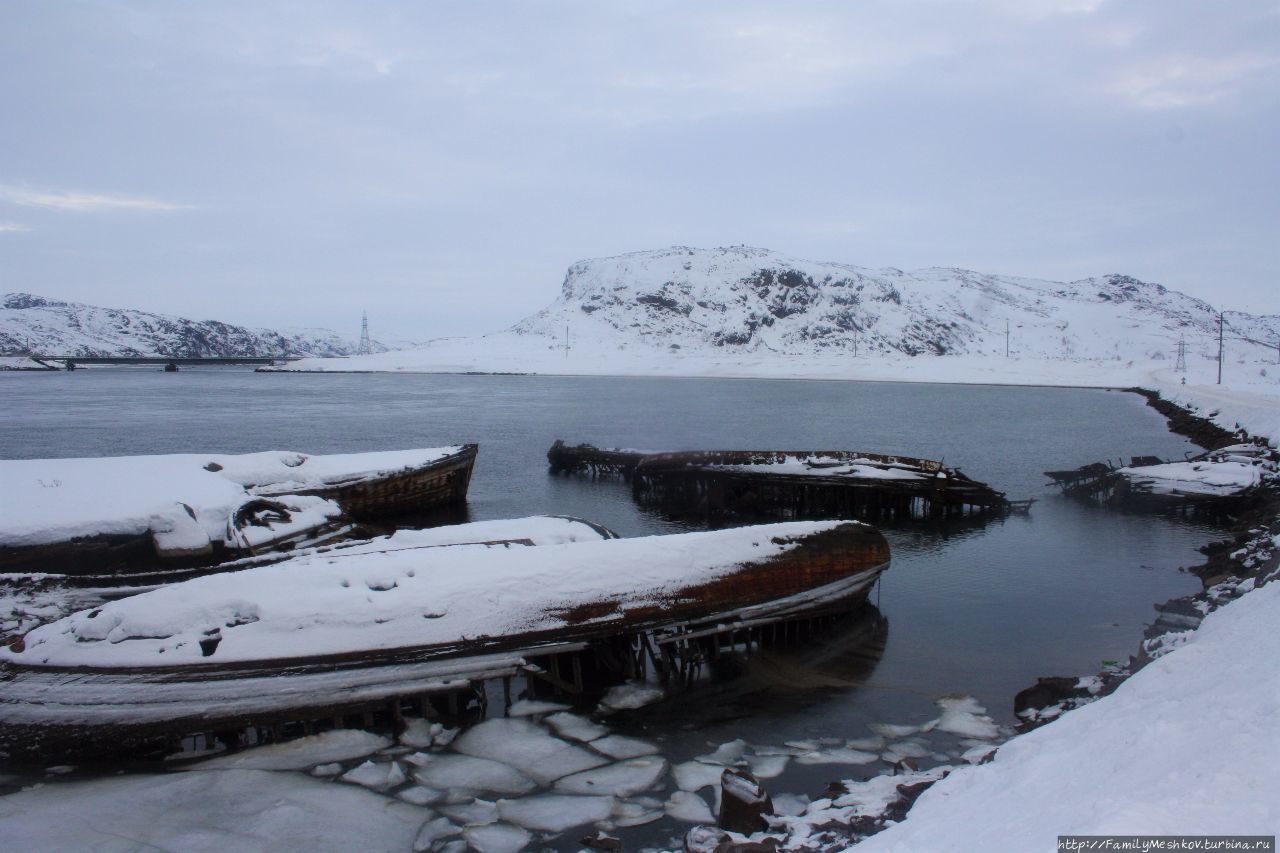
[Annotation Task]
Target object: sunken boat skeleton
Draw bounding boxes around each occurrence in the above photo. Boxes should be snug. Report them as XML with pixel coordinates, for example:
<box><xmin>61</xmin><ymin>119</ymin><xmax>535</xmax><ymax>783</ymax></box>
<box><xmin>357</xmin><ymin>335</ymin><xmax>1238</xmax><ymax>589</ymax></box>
<box><xmin>1044</xmin><ymin>443</ymin><xmax>1278</xmax><ymax>514</ymax></box>
<box><xmin>548</xmin><ymin>440</ymin><xmax>1009</xmax><ymax>521</ymax></box>
<box><xmin>0</xmin><ymin>520</ymin><xmax>889</xmax><ymax>762</ymax></box>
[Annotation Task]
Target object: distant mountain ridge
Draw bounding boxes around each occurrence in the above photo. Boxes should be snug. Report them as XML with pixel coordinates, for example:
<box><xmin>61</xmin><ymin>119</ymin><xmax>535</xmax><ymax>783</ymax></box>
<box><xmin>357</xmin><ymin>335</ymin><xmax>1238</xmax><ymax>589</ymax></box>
<box><xmin>511</xmin><ymin>246</ymin><xmax>1279</xmax><ymax>363</ymax></box>
<box><xmin>0</xmin><ymin>293</ymin><xmax>381</xmax><ymax>358</ymax></box>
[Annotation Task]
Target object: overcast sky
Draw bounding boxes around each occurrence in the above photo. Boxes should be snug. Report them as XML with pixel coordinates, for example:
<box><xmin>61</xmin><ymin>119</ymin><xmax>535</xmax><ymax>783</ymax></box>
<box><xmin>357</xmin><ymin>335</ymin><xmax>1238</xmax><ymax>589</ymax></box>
<box><xmin>1</xmin><ymin>0</ymin><xmax>1276</xmax><ymax>342</ymax></box>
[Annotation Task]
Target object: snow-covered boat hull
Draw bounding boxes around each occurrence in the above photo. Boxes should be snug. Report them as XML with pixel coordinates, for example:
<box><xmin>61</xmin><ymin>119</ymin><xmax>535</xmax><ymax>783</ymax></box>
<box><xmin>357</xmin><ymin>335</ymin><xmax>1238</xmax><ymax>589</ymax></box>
<box><xmin>255</xmin><ymin>443</ymin><xmax>477</xmax><ymax>520</ymax></box>
<box><xmin>0</xmin><ymin>445</ymin><xmax>478</xmax><ymax>576</ymax></box>
<box><xmin>0</xmin><ymin>521</ymin><xmax>888</xmax><ymax>761</ymax></box>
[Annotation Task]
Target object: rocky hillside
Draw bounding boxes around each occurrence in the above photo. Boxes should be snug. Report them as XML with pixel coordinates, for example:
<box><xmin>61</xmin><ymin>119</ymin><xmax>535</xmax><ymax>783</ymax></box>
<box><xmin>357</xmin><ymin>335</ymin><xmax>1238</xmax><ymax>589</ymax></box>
<box><xmin>0</xmin><ymin>293</ymin><xmax>381</xmax><ymax>358</ymax></box>
<box><xmin>512</xmin><ymin>247</ymin><xmax>1279</xmax><ymax>363</ymax></box>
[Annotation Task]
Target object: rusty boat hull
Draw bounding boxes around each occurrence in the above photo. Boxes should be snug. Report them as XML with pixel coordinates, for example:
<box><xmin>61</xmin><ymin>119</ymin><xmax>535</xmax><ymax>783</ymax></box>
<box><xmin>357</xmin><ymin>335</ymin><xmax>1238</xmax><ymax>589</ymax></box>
<box><xmin>0</xmin><ymin>522</ymin><xmax>888</xmax><ymax>762</ymax></box>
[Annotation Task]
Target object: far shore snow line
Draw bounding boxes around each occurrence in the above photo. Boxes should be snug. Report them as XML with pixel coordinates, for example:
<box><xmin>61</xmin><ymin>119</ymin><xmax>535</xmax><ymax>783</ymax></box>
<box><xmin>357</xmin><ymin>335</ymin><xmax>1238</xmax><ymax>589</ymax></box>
<box><xmin>262</xmin><ymin>364</ymin><xmax>1131</xmax><ymax>392</ymax></box>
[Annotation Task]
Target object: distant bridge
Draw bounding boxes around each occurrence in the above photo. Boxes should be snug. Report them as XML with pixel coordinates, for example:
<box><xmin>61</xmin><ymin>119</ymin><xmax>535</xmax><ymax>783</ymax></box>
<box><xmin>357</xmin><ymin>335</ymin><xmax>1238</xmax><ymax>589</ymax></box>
<box><xmin>30</xmin><ymin>355</ymin><xmax>302</xmax><ymax>371</ymax></box>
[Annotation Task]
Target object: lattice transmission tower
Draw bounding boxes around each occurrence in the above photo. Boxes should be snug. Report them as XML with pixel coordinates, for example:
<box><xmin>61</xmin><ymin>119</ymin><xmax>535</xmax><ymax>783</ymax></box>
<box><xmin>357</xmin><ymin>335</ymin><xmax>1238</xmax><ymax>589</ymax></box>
<box><xmin>1174</xmin><ymin>334</ymin><xmax>1187</xmax><ymax>373</ymax></box>
<box><xmin>357</xmin><ymin>311</ymin><xmax>373</xmax><ymax>356</ymax></box>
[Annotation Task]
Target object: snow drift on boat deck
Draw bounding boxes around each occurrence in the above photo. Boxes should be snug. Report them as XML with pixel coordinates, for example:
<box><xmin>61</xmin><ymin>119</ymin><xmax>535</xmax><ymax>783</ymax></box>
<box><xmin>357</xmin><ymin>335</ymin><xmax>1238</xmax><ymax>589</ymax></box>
<box><xmin>3</xmin><ymin>520</ymin><xmax>889</xmax><ymax>668</ymax></box>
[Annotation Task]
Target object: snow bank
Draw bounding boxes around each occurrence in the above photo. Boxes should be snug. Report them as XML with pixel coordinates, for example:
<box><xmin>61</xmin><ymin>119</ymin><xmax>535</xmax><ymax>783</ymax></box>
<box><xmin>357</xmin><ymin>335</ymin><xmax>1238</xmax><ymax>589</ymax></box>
<box><xmin>855</xmin><ymin>579</ymin><xmax>1280</xmax><ymax>851</ymax></box>
<box><xmin>5</xmin><ymin>520</ymin><xmax>856</xmax><ymax>667</ymax></box>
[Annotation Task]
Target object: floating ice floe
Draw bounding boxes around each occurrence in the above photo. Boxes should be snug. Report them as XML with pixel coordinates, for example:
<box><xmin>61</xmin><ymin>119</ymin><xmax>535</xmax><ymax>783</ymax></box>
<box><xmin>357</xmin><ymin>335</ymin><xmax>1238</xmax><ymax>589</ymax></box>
<box><xmin>340</xmin><ymin>759</ymin><xmax>405</xmax><ymax>792</ymax></box>
<box><xmin>771</xmin><ymin>792</ymin><xmax>811</xmax><ymax>817</ymax></box>
<box><xmin>697</xmin><ymin>738</ymin><xmax>748</xmax><ymax>765</ymax></box>
<box><xmin>411</xmin><ymin>754</ymin><xmax>537</xmax><ymax>797</ymax></box>
<box><xmin>398</xmin><ymin>784</ymin><xmax>444</xmax><ymax>806</ymax></box>
<box><xmin>545</xmin><ymin>711</ymin><xmax>608</xmax><ymax>742</ymax></box>
<box><xmin>496</xmin><ymin>794</ymin><xmax>615</xmax><ymax>831</ymax></box>
<box><xmin>885</xmin><ymin>740</ymin><xmax>931</xmax><ymax>759</ymax></box>
<box><xmin>194</xmin><ymin>730</ymin><xmax>390</xmax><ymax>771</ymax></box>
<box><xmin>412</xmin><ymin>817</ymin><xmax>460</xmax><ymax>852</ymax></box>
<box><xmin>744</xmin><ymin>753</ymin><xmax>790</xmax><ymax>778</ymax></box>
<box><xmin>439</xmin><ymin>799</ymin><xmax>499</xmax><ymax>826</ymax></box>
<box><xmin>673</xmin><ymin>760</ymin><xmax>727</xmax><ymax>793</ymax></box>
<box><xmin>452</xmin><ymin>718</ymin><xmax>608</xmax><ymax>784</ymax></box>
<box><xmin>554</xmin><ymin>757</ymin><xmax>668</xmax><ymax>797</ymax></box>
<box><xmin>846</xmin><ymin>735</ymin><xmax>886</xmax><ymax>751</ymax></box>
<box><xmin>398</xmin><ymin>719</ymin><xmax>438</xmax><ymax>749</ymax></box>
<box><xmin>794</xmin><ymin>747</ymin><xmax>879</xmax><ymax>765</ymax></box>
<box><xmin>599</xmin><ymin>681</ymin><xmax>665</xmax><ymax>711</ymax></box>
<box><xmin>665</xmin><ymin>790</ymin><xmax>716</xmax><ymax>823</ymax></box>
<box><xmin>613</xmin><ymin>799</ymin><xmax>664</xmax><ymax>827</ymax></box>
<box><xmin>311</xmin><ymin>763</ymin><xmax>344</xmax><ymax>778</ymax></box>
<box><xmin>506</xmin><ymin>699</ymin><xmax>571</xmax><ymax>717</ymax></box>
<box><xmin>931</xmin><ymin>696</ymin><xmax>999</xmax><ymax>739</ymax></box>
<box><xmin>868</xmin><ymin>722</ymin><xmax>922</xmax><ymax>738</ymax></box>
<box><xmin>590</xmin><ymin>734</ymin><xmax>660</xmax><ymax>759</ymax></box>
<box><xmin>462</xmin><ymin>822</ymin><xmax>531</xmax><ymax>853</ymax></box>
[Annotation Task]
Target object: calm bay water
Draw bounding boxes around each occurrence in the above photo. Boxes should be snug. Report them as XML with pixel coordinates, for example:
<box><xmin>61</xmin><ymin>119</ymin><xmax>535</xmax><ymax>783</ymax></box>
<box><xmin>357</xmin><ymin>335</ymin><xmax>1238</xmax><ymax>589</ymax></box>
<box><xmin>0</xmin><ymin>368</ymin><xmax>1213</xmax><ymax>840</ymax></box>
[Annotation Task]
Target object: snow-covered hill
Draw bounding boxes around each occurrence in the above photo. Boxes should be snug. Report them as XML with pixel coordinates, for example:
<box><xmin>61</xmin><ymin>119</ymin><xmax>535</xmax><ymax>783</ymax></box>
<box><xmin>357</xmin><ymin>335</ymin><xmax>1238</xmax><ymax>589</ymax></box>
<box><xmin>0</xmin><ymin>293</ymin><xmax>383</xmax><ymax>358</ymax></box>
<box><xmin>512</xmin><ymin>246</ymin><xmax>1278</xmax><ymax>363</ymax></box>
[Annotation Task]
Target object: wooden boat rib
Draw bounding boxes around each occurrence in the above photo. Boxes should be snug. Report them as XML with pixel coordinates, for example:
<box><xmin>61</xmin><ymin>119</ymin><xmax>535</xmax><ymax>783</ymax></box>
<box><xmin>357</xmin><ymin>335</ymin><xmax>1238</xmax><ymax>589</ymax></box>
<box><xmin>0</xmin><ymin>521</ymin><xmax>888</xmax><ymax>761</ymax></box>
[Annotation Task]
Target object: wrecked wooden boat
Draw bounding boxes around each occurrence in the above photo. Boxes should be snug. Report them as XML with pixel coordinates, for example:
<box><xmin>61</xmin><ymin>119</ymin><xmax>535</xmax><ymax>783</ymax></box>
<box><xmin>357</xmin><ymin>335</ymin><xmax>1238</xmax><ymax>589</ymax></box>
<box><xmin>0</xmin><ymin>445</ymin><xmax>477</xmax><ymax>576</ymax></box>
<box><xmin>549</xmin><ymin>441</ymin><xmax>1008</xmax><ymax>521</ymax></box>
<box><xmin>0</xmin><ymin>520</ymin><xmax>888</xmax><ymax>761</ymax></box>
<box><xmin>1045</xmin><ymin>443</ymin><xmax>1278</xmax><ymax>513</ymax></box>
<box><xmin>249</xmin><ymin>444</ymin><xmax>477</xmax><ymax>521</ymax></box>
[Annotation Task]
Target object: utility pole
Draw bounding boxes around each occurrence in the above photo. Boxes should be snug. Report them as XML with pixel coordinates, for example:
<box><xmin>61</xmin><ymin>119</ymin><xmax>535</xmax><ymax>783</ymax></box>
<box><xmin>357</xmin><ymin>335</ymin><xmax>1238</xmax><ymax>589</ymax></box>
<box><xmin>1217</xmin><ymin>311</ymin><xmax>1224</xmax><ymax>385</ymax></box>
<box><xmin>1005</xmin><ymin>320</ymin><xmax>1010</xmax><ymax>358</ymax></box>
<box><xmin>853</xmin><ymin>331</ymin><xmax>859</xmax><ymax>358</ymax></box>
<box><xmin>565</xmin><ymin>323</ymin><xmax>570</xmax><ymax>360</ymax></box>
<box><xmin>357</xmin><ymin>311</ymin><xmax>372</xmax><ymax>356</ymax></box>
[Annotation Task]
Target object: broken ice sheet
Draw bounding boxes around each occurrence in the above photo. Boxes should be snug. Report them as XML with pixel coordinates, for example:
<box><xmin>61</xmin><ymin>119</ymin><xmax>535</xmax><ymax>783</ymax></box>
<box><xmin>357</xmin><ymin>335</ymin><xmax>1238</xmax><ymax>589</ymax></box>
<box><xmin>496</xmin><ymin>794</ymin><xmax>615</xmax><ymax>831</ymax></box>
<box><xmin>673</xmin><ymin>760</ymin><xmax>725</xmax><ymax>793</ymax></box>
<box><xmin>554</xmin><ymin>757</ymin><xmax>668</xmax><ymax>797</ymax></box>
<box><xmin>411</xmin><ymin>754</ymin><xmax>537</xmax><ymax>797</ymax></box>
<box><xmin>462</xmin><ymin>822</ymin><xmax>531</xmax><ymax>853</ymax></box>
<box><xmin>545</xmin><ymin>711</ymin><xmax>608</xmax><ymax>742</ymax></box>
<box><xmin>665</xmin><ymin>789</ymin><xmax>715</xmax><ymax>823</ymax></box>
<box><xmin>590</xmin><ymin>734</ymin><xmax>659</xmax><ymax>760</ymax></box>
<box><xmin>453</xmin><ymin>718</ymin><xmax>608</xmax><ymax>784</ymax></box>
